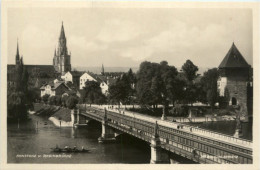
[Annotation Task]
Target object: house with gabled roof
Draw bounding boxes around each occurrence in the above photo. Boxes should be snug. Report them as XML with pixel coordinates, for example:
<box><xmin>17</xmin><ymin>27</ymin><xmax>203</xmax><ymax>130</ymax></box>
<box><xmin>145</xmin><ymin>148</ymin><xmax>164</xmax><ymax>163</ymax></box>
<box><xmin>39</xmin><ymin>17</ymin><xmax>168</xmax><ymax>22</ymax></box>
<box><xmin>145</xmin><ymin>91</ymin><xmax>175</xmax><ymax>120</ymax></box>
<box><xmin>62</xmin><ymin>71</ymin><xmax>83</xmax><ymax>88</ymax></box>
<box><xmin>40</xmin><ymin>81</ymin><xmax>70</xmax><ymax>97</ymax></box>
<box><xmin>79</xmin><ymin>72</ymin><xmax>111</xmax><ymax>95</ymax></box>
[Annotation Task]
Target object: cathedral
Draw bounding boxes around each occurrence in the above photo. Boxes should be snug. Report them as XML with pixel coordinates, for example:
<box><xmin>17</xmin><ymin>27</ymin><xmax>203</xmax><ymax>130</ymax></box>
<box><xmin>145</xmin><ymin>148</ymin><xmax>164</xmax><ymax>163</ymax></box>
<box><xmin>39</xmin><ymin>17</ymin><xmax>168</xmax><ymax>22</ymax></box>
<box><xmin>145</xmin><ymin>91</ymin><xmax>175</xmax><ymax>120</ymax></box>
<box><xmin>53</xmin><ymin>22</ymin><xmax>71</xmax><ymax>75</ymax></box>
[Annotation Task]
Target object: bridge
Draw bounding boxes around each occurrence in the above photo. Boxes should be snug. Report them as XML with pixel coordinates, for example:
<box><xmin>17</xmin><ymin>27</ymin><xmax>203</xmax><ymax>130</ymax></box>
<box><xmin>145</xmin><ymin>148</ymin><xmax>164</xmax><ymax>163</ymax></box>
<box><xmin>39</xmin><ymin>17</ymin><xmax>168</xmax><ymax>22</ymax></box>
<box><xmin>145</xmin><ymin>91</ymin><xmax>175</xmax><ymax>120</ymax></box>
<box><xmin>72</xmin><ymin>104</ymin><xmax>252</xmax><ymax>164</ymax></box>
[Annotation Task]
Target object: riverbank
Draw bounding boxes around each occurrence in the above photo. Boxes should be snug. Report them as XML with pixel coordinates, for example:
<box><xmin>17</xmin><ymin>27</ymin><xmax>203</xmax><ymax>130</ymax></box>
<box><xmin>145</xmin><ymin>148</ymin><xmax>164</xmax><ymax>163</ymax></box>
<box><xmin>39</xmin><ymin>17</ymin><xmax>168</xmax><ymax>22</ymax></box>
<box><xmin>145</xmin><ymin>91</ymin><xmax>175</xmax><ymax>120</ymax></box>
<box><xmin>33</xmin><ymin>103</ymin><xmax>73</xmax><ymax>127</ymax></box>
<box><xmin>48</xmin><ymin>116</ymin><xmax>73</xmax><ymax>127</ymax></box>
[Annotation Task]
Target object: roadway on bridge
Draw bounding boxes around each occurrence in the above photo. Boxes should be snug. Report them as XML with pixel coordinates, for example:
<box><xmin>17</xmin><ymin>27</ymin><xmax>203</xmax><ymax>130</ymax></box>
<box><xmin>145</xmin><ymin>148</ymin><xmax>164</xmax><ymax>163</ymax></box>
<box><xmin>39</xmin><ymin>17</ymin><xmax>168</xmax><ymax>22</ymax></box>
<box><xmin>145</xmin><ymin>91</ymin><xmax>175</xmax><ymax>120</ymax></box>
<box><xmin>87</xmin><ymin>104</ymin><xmax>252</xmax><ymax>149</ymax></box>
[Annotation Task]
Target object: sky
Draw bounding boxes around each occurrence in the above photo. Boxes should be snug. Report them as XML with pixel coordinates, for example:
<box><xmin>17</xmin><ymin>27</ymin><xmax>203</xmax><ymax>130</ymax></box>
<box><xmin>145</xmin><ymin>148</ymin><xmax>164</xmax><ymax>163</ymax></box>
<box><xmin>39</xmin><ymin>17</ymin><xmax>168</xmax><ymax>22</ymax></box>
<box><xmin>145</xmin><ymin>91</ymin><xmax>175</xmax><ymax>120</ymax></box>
<box><xmin>7</xmin><ymin>8</ymin><xmax>252</xmax><ymax>69</ymax></box>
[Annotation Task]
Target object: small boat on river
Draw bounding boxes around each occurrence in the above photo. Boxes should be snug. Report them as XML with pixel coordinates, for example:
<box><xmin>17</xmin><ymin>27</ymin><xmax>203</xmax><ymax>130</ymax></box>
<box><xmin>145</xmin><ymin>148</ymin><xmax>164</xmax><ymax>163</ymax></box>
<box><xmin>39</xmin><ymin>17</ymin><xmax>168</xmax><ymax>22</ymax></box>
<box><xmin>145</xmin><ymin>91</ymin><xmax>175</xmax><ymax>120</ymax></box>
<box><xmin>51</xmin><ymin>146</ymin><xmax>90</xmax><ymax>153</ymax></box>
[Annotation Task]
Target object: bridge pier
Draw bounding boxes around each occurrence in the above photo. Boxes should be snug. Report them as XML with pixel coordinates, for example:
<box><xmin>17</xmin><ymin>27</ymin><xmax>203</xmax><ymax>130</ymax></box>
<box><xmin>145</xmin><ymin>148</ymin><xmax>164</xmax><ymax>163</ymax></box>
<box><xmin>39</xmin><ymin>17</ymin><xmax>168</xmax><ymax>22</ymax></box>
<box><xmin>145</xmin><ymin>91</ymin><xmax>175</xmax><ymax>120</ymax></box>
<box><xmin>150</xmin><ymin>121</ymin><xmax>170</xmax><ymax>164</ymax></box>
<box><xmin>98</xmin><ymin>108</ymin><xmax>116</xmax><ymax>143</ymax></box>
<box><xmin>73</xmin><ymin>109</ymin><xmax>89</xmax><ymax>127</ymax></box>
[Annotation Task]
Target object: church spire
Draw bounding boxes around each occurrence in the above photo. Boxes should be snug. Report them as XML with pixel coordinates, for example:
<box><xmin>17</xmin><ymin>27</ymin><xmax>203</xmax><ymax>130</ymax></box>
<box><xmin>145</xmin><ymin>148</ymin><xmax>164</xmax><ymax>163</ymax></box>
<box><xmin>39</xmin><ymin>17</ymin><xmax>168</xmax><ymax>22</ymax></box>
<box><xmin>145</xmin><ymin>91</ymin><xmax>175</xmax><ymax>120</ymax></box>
<box><xmin>59</xmin><ymin>21</ymin><xmax>66</xmax><ymax>40</ymax></box>
<box><xmin>54</xmin><ymin>22</ymin><xmax>71</xmax><ymax>74</ymax></box>
<box><xmin>16</xmin><ymin>39</ymin><xmax>20</xmax><ymax>65</ymax></box>
<box><xmin>101</xmin><ymin>64</ymin><xmax>105</xmax><ymax>75</ymax></box>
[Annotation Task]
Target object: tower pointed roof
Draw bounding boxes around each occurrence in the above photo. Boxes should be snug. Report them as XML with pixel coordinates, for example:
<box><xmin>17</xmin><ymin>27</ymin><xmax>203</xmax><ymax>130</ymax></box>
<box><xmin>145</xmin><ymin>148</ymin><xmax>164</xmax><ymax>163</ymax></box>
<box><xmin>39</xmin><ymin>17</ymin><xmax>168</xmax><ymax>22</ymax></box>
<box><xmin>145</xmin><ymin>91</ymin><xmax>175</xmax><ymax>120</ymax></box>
<box><xmin>15</xmin><ymin>39</ymin><xmax>20</xmax><ymax>64</ymax></box>
<box><xmin>101</xmin><ymin>64</ymin><xmax>105</xmax><ymax>75</ymax></box>
<box><xmin>16</xmin><ymin>40</ymin><xmax>20</xmax><ymax>57</ymax></box>
<box><xmin>59</xmin><ymin>21</ymin><xmax>66</xmax><ymax>39</ymax></box>
<box><xmin>219</xmin><ymin>43</ymin><xmax>250</xmax><ymax>68</ymax></box>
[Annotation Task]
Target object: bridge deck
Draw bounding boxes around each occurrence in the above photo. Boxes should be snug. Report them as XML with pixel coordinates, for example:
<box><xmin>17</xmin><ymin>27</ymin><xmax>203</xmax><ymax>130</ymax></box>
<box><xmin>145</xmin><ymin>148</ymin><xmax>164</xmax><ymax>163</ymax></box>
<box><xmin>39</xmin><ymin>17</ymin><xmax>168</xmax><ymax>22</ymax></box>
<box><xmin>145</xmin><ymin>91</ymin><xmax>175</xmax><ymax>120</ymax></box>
<box><xmin>88</xmin><ymin>105</ymin><xmax>252</xmax><ymax>149</ymax></box>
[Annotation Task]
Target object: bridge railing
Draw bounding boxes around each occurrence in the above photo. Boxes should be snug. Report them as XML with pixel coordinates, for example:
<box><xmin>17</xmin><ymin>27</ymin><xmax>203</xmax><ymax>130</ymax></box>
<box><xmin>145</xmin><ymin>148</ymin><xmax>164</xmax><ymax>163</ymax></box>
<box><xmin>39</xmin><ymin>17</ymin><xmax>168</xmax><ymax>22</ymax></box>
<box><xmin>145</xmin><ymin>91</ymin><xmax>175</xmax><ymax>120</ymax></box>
<box><xmin>79</xmin><ymin>104</ymin><xmax>252</xmax><ymax>147</ymax></box>
<box><xmin>171</xmin><ymin>122</ymin><xmax>252</xmax><ymax>147</ymax></box>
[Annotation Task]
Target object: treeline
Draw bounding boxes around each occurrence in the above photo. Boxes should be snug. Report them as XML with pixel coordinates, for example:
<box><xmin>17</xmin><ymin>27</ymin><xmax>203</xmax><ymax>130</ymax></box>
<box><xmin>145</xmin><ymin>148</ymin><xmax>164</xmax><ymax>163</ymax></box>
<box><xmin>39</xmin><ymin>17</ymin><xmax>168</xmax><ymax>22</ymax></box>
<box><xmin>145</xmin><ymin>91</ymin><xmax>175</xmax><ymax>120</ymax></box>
<box><xmin>81</xmin><ymin>60</ymin><xmax>225</xmax><ymax>114</ymax></box>
<box><xmin>7</xmin><ymin>58</ymin><xmax>31</xmax><ymax>121</ymax></box>
<box><xmin>41</xmin><ymin>92</ymin><xmax>79</xmax><ymax>110</ymax></box>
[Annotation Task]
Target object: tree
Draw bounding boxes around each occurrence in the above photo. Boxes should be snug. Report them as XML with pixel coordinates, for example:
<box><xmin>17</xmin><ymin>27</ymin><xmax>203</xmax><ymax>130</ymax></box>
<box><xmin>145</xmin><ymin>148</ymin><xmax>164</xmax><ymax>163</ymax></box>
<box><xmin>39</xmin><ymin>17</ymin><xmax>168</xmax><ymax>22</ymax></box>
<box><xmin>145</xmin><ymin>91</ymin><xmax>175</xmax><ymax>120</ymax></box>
<box><xmin>66</xmin><ymin>96</ymin><xmax>79</xmax><ymax>109</ymax></box>
<box><xmin>127</xmin><ymin>68</ymin><xmax>136</xmax><ymax>86</ymax></box>
<box><xmin>7</xmin><ymin>91</ymin><xmax>27</xmax><ymax>120</ymax></box>
<box><xmin>42</xmin><ymin>94</ymin><xmax>50</xmax><ymax>104</ymax></box>
<box><xmin>55</xmin><ymin>95</ymin><xmax>62</xmax><ymax>106</ymax></box>
<box><xmin>136</xmin><ymin>61</ymin><xmax>162</xmax><ymax>109</ymax></box>
<box><xmin>48</xmin><ymin>96</ymin><xmax>56</xmax><ymax>105</ymax></box>
<box><xmin>183</xmin><ymin>84</ymin><xmax>199</xmax><ymax>105</ymax></box>
<box><xmin>109</xmin><ymin>77</ymin><xmax>128</xmax><ymax>107</ymax></box>
<box><xmin>136</xmin><ymin>61</ymin><xmax>179</xmax><ymax>112</ymax></box>
<box><xmin>21</xmin><ymin>67</ymin><xmax>29</xmax><ymax>95</ymax></box>
<box><xmin>61</xmin><ymin>95</ymin><xmax>69</xmax><ymax>107</ymax></box>
<box><xmin>200</xmin><ymin>68</ymin><xmax>219</xmax><ymax>110</ymax></box>
<box><xmin>108</xmin><ymin>69</ymin><xmax>137</xmax><ymax>107</ymax></box>
<box><xmin>14</xmin><ymin>61</ymin><xmax>23</xmax><ymax>92</ymax></box>
<box><xmin>182</xmin><ymin>60</ymin><xmax>198</xmax><ymax>82</ymax></box>
<box><xmin>165</xmin><ymin>74</ymin><xmax>187</xmax><ymax>105</ymax></box>
<box><xmin>7</xmin><ymin>58</ymin><xmax>31</xmax><ymax>121</ymax></box>
<box><xmin>82</xmin><ymin>81</ymin><xmax>105</xmax><ymax>106</ymax></box>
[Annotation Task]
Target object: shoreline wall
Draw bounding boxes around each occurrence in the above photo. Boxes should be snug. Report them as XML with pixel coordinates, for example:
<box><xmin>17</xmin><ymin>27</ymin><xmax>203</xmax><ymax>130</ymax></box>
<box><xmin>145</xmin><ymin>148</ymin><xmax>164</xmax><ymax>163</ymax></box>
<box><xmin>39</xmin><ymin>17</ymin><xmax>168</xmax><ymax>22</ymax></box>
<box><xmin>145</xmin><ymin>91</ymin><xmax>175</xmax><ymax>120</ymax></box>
<box><xmin>48</xmin><ymin>116</ymin><xmax>74</xmax><ymax>127</ymax></box>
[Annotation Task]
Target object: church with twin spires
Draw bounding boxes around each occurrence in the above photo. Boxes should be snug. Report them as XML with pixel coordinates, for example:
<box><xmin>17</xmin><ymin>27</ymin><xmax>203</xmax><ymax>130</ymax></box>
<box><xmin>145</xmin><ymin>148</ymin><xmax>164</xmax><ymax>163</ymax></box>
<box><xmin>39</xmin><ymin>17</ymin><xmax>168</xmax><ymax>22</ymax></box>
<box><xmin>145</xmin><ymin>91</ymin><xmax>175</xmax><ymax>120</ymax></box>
<box><xmin>53</xmin><ymin>22</ymin><xmax>71</xmax><ymax>75</ymax></box>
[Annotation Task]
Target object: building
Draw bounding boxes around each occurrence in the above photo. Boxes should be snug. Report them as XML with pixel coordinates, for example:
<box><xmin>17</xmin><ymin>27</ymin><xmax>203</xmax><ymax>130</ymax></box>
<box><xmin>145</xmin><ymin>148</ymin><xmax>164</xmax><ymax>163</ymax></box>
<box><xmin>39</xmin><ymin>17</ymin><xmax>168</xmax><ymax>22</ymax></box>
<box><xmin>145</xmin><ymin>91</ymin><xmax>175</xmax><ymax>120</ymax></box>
<box><xmin>217</xmin><ymin>43</ymin><xmax>253</xmax><ymax>118</ymax></box>
<box><xmin>63</xmin><ymin>71</ymin><xmax>82</xmax><ymax>88</ymax></box>
<box><xmin>7</xmin><ymin>42</ymin><xmax>23</xmax><ymax>87</ymax></box>
<box><xmin>79</xmin><ymin>72</ymin><xmax>111</xmax><ymax>95</ymax></box>
<box><xmin>8</xmin><ymin>40</ymin><xmax>59</xmax><ymax>88</ymax></box>
<box><xmin>40</xmin><ymin>81</ymin><xmax>69</xmax><ymax>97</ymax></box>
<box><xmin>79</xmin><ymin>72</ymin><xmax>97</xmax><ymax>89</ymax></box>
<box><xmin>53</xmin><ymin>22</ymin><xmax>71</xmax><ymax>75</ymax></box>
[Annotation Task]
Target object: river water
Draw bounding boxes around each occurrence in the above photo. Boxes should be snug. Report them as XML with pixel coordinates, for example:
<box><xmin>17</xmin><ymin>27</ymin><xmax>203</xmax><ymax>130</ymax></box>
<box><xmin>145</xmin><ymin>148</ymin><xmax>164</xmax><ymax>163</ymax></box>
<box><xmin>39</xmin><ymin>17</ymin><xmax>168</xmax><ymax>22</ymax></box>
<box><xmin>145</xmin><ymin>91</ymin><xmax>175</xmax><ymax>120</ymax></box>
<box><xmin>7</xmin><ymin>114</ymin><xmax>151</xmax><ymax>163</ymax></box>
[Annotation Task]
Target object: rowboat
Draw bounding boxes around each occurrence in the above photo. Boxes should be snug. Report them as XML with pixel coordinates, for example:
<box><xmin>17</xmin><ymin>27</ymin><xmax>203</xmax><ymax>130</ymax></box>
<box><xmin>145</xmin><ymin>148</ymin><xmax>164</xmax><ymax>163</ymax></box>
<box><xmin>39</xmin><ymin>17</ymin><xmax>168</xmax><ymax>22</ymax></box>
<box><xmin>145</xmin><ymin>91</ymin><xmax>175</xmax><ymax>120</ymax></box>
<box><xmin>50</xmin><ymin>146</ymin><xmax>90</xmax><ymax>153</ymax></box>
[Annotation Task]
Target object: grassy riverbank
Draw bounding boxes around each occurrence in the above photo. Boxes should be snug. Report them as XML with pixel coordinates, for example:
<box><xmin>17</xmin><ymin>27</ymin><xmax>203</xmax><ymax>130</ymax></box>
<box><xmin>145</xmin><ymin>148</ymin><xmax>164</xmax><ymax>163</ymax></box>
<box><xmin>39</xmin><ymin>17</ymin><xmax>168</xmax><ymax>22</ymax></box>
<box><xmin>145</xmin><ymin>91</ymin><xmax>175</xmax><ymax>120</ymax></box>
<box><xmin>33</xmin><ymin>103</ymin><xmax>71</xmax><ymax>122</ymax></box>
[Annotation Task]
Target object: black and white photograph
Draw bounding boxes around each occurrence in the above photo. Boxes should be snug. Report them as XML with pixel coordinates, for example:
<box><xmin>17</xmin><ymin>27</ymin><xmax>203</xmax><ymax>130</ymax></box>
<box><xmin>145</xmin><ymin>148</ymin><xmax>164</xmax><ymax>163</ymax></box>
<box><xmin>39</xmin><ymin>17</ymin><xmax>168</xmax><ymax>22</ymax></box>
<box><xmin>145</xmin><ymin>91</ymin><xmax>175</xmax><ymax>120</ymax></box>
<box><xmin>1</xmin><ymin>1</ymin><xmax>259</xmax><ymax>169</ymax></box>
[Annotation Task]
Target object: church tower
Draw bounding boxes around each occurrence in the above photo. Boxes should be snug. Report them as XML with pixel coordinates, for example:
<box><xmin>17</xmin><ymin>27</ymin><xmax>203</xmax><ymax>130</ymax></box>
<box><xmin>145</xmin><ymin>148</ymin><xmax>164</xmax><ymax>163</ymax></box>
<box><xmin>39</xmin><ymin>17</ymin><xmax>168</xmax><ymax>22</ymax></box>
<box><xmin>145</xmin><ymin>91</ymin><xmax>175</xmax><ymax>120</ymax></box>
<box><xmin>53</xmin><ymin>22</ymin><xmax>71</xmax><ymax>75</ymax></box>
<box><xmin>101</xmin><ymin>64</ymin><xmax>105</xmax><ymax>75</ymax></box>
<box><xmin>16</xmin><ymin>40</ymin><xmax>20</xmax><ymax>65</ymax></box>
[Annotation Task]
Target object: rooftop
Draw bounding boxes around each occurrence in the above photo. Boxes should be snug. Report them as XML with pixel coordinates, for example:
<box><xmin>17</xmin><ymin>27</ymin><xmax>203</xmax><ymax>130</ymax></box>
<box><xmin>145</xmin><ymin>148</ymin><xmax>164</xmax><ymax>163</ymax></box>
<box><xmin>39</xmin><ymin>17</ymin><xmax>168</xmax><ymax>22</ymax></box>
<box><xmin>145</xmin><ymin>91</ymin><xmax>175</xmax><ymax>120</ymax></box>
<box><xmin>219</xmin><ymin>43</ymin><xmax>250</xmax><ymax>68</ymax></box>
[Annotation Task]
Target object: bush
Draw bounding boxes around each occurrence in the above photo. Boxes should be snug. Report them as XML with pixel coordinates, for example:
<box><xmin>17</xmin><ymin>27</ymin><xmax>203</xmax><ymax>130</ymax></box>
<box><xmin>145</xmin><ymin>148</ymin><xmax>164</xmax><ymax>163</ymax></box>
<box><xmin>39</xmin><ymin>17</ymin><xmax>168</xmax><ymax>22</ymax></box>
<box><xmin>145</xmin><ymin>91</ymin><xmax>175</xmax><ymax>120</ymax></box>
<box><xmin>48</xmin><ymin>96</ymin><xmax>56</xmax><ymax>105</ymax></box>
<box><xmin>66</xmin><ymin>96</ymin><xmax>79</xmax><ymax>109</ymax></box>
<box><xmin>55</xmin><ymin>95</ymin><xmax>62</xmax><ymax>106</ymax></box>
<box><xmin>61</xmin><ymin>95</ymin><xmax>68</xmax><ymax>107</ymax></box>
<box><xmin>42</xmin><ymin>94</ymin><xmax>50</xmax><ymax>104</ymax></box>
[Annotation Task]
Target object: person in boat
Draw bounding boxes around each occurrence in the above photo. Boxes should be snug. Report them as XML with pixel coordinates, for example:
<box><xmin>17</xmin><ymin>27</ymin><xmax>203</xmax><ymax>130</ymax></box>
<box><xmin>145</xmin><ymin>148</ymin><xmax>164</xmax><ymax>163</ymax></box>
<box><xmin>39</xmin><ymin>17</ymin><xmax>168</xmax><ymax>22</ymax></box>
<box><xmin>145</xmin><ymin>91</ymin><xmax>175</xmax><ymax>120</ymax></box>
<box><xmin>64</xmin><ymin>146</ymin><xmax>70</xmax><ymax>151</ymax></box>
<box><xmin>73</xmin><ymin>146</ymin><xmax>77</xmax><ymax>151</ymax></box>
<box><xmin>81</xmin><ymin>146</ymin><xmax>85</xmax><ymax>151</ymax></box>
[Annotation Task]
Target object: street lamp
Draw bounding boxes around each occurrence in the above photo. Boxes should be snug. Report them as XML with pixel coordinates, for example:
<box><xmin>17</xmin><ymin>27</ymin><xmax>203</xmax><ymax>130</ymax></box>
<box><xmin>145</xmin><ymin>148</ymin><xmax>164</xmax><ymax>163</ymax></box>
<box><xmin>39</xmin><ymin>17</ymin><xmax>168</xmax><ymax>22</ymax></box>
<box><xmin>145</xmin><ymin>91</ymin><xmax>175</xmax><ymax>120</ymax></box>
<box><xmin>161</xmin><ymin>93</ymin><xmax>166</xmax><ymax>121</ymax></box>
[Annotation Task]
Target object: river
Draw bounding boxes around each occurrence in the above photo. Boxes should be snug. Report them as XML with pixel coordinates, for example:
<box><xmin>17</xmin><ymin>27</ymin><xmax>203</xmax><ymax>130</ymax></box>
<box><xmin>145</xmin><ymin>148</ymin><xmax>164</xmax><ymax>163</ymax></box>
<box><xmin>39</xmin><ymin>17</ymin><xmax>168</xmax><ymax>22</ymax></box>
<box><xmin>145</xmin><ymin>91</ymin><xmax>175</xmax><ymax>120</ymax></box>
<box><xmin>7</xmin><ymin>114</ymin><xmax>151</xmax><ymax>163</ymax></box>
